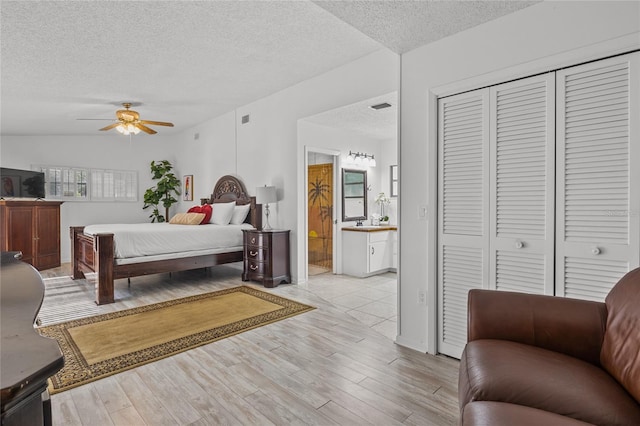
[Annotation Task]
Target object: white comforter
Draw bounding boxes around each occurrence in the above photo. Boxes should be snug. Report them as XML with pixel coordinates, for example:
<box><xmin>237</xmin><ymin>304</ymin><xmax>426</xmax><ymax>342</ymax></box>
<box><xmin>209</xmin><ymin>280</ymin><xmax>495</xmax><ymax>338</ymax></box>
<box><xmin>83</xmin><ymin>223</ymin><xmax>254</xmax><ymax>259</ymax></box>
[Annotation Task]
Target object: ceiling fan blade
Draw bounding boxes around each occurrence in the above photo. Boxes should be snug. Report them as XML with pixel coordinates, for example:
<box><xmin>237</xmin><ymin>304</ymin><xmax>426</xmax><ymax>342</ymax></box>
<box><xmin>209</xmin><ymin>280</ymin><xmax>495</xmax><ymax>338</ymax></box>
<box><xmin>140</xmin><ymin>120</ymin><xmax>174</xmax><ymax>127</ymax></box>
<box><xmin>136</xmin><ymin>123</ymin><xmax>157</xmax><ymax>134</ymax></box>
<box><xmin>99</xmin><ymin>123</ymin><xmax>120</xmax><ymax>131</ymax></box>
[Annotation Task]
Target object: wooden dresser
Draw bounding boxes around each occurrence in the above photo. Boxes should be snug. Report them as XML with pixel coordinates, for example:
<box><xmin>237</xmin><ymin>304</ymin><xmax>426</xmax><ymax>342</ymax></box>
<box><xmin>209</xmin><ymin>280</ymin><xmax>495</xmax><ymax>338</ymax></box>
<box><xmin>242</xmin><ymin>229</ymin><xmax>291</xmax><ymax>288</ymax></box>
<box><xmin>0</xmin><ymin>200</ymin><xmax>63</xmax><ymax>270</ymax></box>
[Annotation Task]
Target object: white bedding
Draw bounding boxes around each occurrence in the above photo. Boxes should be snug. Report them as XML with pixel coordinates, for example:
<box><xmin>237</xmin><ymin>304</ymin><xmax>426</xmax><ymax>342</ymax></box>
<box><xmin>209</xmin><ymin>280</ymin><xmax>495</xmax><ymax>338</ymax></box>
<box><xmin>83</xmin><ymin>223</ymin><xmax>254</xmax><ymax>259</ymax></box>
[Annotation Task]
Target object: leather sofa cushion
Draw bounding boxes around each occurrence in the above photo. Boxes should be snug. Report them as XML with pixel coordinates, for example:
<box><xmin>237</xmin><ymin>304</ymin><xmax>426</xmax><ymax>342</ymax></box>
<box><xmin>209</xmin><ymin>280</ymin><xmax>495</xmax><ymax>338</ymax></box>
<box><xmin>459</xmin><ymin>339</ymin><xmax>640</xmax><ymax>426</ymax></box>
<box><xmin>601</xmin><ymin>267</ymin><xmax>640</xmax><ymax>402</ymax></box>
<box><xmin>462</xmin><ymin>401</ymin><xmax>595</xmax><ymax>426</ymax></box>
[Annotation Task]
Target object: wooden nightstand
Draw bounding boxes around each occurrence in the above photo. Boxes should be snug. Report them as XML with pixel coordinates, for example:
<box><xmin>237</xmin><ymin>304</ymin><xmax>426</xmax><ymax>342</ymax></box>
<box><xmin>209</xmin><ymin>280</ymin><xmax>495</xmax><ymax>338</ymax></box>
<box><xmin>242</xmin><ymin>229</ymin><xmax>291</xmax><ymax>288</ymax></box>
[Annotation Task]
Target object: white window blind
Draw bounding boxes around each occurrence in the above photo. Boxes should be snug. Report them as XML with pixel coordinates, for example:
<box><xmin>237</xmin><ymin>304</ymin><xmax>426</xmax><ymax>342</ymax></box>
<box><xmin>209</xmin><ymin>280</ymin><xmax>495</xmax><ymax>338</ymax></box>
<box><xmin>35</xmin><ymin>165</ymin><xmax>137</xmax><ymax>202</ymax></box>
<box><xmin>37</xmin><ymin>166</ymin><xmax>89</xmax><ymax>201</ymax></box>
<box><xmin>91</xmin><ymin>169</ymin><xmax>137</xmax><ymax>201</ymax></box>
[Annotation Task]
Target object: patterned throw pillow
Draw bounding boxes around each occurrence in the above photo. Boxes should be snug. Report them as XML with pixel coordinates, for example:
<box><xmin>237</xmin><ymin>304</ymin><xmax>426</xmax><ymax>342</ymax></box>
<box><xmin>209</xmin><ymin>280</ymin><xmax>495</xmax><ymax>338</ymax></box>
<box><xmin>169</xmin><ymin>212</ymin><xmax>206</xmax><ymax>225</ymax></box>
<box><xmin>187</xmin><ymin>204</ymin><xmax>213</xmax><ymax>224</ymax></box>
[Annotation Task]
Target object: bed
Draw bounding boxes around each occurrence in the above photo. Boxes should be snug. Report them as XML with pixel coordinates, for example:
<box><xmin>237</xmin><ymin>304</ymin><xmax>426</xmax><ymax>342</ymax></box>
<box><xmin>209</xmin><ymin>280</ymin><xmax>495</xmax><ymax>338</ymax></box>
<box><xmin>71</xmin><ymin>175</ymin><xmax>262</xmax><ymax>305</ymax></box>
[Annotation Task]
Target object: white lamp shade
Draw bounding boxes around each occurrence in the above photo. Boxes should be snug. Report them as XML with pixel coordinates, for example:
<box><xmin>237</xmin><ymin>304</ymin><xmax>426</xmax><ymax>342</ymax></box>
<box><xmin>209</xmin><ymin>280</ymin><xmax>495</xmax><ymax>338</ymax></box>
<box><xmin>256</xmin><ymin>185</ymin><xmax>277</xmax><ymax>204</ymax></box>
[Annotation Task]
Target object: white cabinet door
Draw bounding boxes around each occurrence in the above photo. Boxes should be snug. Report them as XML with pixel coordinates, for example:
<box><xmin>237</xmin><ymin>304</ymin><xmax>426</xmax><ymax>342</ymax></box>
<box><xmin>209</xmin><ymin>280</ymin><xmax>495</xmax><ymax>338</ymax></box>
<box><xmin>489</xmin><ymin>74</ymin><xmax>556</xmax><ymax>295</ymax></box>
<box><xmin>342</xmin><ymin>230</ymin><xmax>393</xmax><ymax>277</ymax></box>
<box><xmin>438</xmin><ymin>90</ymin><xmax>490</xmax><ymax>359</ymax></box>
<box><xmin>369</xmin><ymin>240</ymin><xmax>388</xmax><ymax>272</ymax></box>
<box><xmin>556</xmin><ymin>53</ymin><xmax>640</xmax><ymax>301</ymax></box>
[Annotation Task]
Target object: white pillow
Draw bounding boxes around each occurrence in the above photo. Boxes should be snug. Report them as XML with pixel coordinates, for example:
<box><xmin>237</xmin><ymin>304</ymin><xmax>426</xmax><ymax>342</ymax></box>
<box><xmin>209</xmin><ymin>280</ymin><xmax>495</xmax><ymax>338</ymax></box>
<box><xmin>210</xmin><ymin>201</ymin><xmax>236</xmax><ymax>225</ymax></box>
<box><xmin>230</xmin><ymin>204</ymin><xmax>251</xmax><ymax>225</ymax></box>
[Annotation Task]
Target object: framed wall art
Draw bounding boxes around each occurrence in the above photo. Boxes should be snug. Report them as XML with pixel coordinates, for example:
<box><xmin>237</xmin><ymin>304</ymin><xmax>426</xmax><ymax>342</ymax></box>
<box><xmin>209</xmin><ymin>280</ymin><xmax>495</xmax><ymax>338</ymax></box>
<box><xmin>183</xmin><ymin>175</ymin><xmax>193</xmax><ymax>201</ymax></box>
<box><xmin>390</xmin><ymin>165</ymin><xmax>398</xmax><ymax>197</ymax></box>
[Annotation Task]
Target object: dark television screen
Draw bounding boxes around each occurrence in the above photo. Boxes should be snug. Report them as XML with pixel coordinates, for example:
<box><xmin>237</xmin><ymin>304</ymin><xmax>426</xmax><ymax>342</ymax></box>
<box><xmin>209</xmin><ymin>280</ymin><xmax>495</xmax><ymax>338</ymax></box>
<box><xmin>0</xmin><ymin>168</ymin><xmax>46</xmax><ymax>199</ymax></box>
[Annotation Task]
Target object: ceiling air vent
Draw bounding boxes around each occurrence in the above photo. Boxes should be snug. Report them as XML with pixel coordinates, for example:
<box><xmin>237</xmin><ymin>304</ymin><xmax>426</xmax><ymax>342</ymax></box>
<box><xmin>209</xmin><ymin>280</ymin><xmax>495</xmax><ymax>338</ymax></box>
<box><xmin>370</xmin><ymin>102</ymin><xmax>392</xmax><ymax>110</ymax></box>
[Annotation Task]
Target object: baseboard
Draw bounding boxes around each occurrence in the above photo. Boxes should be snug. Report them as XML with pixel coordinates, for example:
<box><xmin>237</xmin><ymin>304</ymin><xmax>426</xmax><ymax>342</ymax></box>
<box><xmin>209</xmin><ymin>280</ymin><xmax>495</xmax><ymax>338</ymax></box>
<box><xmin>395</xmin><ymin>335</ymin><xmax>429</xmax><ymax>353</ymax></box>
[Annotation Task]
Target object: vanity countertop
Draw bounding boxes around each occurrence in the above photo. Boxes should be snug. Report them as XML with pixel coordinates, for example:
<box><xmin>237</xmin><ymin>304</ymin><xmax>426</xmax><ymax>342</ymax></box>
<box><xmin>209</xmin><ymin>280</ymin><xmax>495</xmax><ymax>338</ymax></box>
<box><xmin>342</xmin><ymin>225</ymin><xmax>397</xmax><ymax>232</ymax></box>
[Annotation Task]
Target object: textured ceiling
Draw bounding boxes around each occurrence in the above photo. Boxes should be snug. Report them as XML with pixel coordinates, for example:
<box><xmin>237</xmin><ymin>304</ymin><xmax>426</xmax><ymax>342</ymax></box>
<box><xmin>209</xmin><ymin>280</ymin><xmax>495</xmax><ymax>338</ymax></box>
<box><xmin>0</xmin><ymin>1</ymin><xmax>537</xmax><ymax>137</ymax></box>
<box><xmin>304</xmin><ymin>92</ymin><xmax>397</xmax><ymax>141</ymax></box>
<box><xmin>312</xmin><ymin>0</ymin><xmax>540</xmax><ymax>54</ymax></box>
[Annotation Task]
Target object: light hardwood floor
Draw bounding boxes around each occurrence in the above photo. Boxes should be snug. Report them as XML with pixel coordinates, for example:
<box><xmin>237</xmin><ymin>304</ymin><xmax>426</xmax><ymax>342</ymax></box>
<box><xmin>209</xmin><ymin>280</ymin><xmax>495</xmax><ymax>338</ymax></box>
<box><xmin>40</xmin><ymin>264</ymin><xmax>460</xmax><ymax>425</ymax></box>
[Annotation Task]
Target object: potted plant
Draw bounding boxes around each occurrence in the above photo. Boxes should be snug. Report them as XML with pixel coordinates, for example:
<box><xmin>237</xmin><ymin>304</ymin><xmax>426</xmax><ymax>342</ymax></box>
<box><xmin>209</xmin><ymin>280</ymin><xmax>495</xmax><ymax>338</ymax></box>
<box><xmin>143</xmin><ymin>160</ymin><xmax>181</xmax><ymax>222</ymax></box>
<box><xmin>375</xmin><ymin>192</ymin><xmax>391</xmax><ymax>224</ymax></box>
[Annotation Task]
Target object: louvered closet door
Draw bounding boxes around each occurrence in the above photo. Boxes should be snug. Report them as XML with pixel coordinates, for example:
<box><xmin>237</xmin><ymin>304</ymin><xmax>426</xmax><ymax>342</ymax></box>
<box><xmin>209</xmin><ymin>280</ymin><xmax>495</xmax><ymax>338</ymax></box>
<box><xmin>556</xmin><ymin>53</ymin><xmax>640</xmax><ymax>301</ymax></box>
<box><xmin>438</xmin><ymin>90</ymin><xmax>490</xmax><ymax>359</ymax></box>
<box><xmin>489</xmin><ymin>74</ymin><xmax>555</xmax><ymax>295</ymax></box>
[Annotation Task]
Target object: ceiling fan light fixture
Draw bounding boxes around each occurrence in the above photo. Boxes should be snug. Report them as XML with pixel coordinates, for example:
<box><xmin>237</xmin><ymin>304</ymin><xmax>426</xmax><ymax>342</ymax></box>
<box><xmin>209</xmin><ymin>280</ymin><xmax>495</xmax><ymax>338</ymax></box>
<box><xmin>98</xmin><ymin>103</ymin><xmax>174</xmax><ymax>135</ymax></box>
<box><xmin>115</xmin><ymin>123</ymin><xmax>140</xmax><ymax>135</ymax></box>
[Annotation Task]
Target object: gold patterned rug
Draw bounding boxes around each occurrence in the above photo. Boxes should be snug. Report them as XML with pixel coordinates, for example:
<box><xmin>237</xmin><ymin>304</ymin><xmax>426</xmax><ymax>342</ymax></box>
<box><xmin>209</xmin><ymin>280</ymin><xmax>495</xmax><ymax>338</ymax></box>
<box><xmin>37</xmin><ymin>286</ymin><xmax>314</xmax><ymax>394</ymax></box>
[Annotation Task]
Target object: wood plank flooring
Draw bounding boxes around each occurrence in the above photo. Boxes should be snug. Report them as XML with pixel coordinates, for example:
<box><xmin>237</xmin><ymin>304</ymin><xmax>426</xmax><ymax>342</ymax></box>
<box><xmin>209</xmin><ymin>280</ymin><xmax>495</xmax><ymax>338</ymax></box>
<box><xmin>39</xmin><ymin>264</ymin><xmax>460</xmax><ymax>425</ymax></box>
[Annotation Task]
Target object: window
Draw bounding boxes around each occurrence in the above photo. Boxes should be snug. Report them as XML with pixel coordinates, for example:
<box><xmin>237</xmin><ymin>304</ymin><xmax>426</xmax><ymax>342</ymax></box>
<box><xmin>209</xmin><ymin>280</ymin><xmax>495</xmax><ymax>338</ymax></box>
<box><xmin>38</xmin><ymin>166</ymin><xmax>89</xmax><ymax>200</ymax></box>
<box><xmin>91</xmin><ymin>169</ymin><xmax>137</xmax><ymax>201</ymax></box>
<box><xmin>35</xmin><ymin>165</ymin><xmax>137</xmax><ymax>202</ymax></box>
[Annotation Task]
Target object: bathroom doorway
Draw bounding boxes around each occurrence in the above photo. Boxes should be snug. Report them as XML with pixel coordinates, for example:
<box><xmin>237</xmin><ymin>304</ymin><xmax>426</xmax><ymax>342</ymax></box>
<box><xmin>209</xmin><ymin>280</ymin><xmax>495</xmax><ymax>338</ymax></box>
<box><xmin>307</xmin><ymin>151</ymin><xmax>337</xmax><ymax>276</ymax></box>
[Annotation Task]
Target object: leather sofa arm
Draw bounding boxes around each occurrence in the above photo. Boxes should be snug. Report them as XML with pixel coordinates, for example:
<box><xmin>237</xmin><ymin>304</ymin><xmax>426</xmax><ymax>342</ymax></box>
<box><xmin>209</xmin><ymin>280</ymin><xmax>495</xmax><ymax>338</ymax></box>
<box><xmin>467</xmin><ymin>289</ymin><xmax>607</xmax><ymax>366</ymax></box>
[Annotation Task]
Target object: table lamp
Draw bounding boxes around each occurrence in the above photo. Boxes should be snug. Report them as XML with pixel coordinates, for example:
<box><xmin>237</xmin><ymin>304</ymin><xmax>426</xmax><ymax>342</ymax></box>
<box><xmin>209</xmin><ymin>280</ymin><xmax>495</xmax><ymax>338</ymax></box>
<box><xmin>256</xmin><ymin>185</ymin><xmax>277</xmax><ymax>230</ymax></box>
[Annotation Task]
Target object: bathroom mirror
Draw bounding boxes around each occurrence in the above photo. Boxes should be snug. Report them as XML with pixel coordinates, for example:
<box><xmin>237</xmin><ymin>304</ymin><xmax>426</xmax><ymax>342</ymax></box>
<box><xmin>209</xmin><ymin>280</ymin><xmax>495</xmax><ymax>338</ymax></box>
<box><xmin>342</xmin><ymin>169</ymin><xmax>367</xmax><ymax>222</ymax></box>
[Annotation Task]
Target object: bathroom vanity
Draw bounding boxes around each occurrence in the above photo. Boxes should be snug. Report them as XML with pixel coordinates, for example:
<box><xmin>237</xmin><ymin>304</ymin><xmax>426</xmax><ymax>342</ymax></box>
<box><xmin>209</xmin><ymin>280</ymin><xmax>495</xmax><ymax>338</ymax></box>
<box><xmin>342</xmin><ymin>226</ymin><xmax>397</xmax><ymax>277</ymax></box>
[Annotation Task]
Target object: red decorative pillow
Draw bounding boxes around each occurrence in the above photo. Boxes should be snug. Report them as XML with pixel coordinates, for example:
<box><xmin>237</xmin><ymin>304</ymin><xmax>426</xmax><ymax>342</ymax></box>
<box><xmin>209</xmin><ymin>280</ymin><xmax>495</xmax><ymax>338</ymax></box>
<box><xmin>187</xmin><ymin>204</ymin><xmax>212</xmax><ymax>224</ymax></box>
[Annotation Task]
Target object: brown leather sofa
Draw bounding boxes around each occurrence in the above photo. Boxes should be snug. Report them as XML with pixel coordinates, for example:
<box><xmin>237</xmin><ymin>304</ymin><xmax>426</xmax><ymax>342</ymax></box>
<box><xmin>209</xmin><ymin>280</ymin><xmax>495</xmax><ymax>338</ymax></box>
<box><xmin>458</xmin><ymin>267</ymin><xmax>640</xmax><ymax>426</ymax></box>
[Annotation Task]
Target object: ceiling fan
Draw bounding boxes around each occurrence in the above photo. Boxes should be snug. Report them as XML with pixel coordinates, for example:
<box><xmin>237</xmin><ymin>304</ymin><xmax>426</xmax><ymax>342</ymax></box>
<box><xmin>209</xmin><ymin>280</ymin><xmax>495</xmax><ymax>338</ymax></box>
<box><xmin>98</xmin><ymin>103</ymin><xmax>174</xmax><ymax>135</ymax></box>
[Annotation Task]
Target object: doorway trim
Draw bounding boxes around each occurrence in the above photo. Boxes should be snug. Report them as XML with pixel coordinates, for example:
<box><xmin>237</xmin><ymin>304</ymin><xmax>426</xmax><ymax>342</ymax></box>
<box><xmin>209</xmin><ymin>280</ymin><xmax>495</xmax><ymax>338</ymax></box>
<box><xmin>302</xmin><ymin>146</ymin><xmax>341</xmax><ymax>283</ymax></box>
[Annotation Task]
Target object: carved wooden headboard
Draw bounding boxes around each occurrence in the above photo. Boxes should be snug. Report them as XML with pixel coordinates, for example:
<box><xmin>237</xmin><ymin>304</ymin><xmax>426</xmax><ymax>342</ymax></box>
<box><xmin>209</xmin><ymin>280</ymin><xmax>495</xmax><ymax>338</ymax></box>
<box><xmin>202</xmin><ymin>175</ymin><xmax>262</xmax><ymax>229</ymax></box>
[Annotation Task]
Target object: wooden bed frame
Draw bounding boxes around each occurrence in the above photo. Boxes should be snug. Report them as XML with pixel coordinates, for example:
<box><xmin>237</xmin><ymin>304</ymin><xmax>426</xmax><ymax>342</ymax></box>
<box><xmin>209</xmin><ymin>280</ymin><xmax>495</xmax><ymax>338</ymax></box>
<box><xmin>71</xmin><ymin>175</ymin><xmax>262</xmax><ymax>305</ymax></box>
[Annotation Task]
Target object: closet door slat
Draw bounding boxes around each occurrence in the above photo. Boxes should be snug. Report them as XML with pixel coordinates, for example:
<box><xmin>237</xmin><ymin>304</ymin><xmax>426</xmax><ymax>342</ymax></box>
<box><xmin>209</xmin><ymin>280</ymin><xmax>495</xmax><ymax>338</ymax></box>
<box><xmin>556</xmin><ymin>53</ymin><xmax>640</xmax><ymax>300</ymax></box>
<box><xmin>438</xmin><ymin>90</ymin><xmax>490</xmax><ymax>359</ymax></box>
<box><xmin>489</xmin><ymin>74</ymin><xmax>556</xmax><ymax>296</ymax></box>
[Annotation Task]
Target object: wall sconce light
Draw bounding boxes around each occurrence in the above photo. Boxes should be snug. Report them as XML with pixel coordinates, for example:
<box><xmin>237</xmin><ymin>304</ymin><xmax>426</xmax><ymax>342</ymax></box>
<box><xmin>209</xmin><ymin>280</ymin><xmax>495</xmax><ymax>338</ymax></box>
<box><xmin>345</xmin><ymin>151</ymin><xmax>376</xmax><ymax>168</ymax></box>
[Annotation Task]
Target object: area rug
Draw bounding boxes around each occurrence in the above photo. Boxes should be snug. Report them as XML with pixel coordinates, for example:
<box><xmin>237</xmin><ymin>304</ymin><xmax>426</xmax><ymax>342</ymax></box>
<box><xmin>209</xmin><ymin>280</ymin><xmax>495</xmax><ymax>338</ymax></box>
<box><xmin>37</xmin><ymin>286</ymin><xmax>314</xmax><ymax>394</ymax></box>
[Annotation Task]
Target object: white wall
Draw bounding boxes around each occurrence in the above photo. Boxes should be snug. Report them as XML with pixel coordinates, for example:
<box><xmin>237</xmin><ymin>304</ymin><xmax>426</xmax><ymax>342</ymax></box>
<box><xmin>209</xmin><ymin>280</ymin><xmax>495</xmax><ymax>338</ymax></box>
<box><xmin>173</xmin><ymin>110</ymin><xmax>238</xmax><ymax>213</ymax></box>
<box><xmin>378</xmin><ymin>137</ymin><xmax>398</xmax><ymax>222</ymax></box>
<box><xmin>199</xmin><ymin>49</ymin><xmax>400</xmax><ymax>282</ymax></box>
<box><xmin>298</xmin><ymin>120</ymin><xmax>397</xmax><ymax>223</ymax></box>
<box><xmin>1</xmin><ymin>133</ymin><xmax>180</xmax><ymax>262</ymax></box>
<box><xmin>298</xmin><ymin>120</ymin><xmax>397</xmax><ymax>276</ymax></box>
<box><xmin>398</xmin><ymin>1</ymin><xmax>640</xmax><ymax>352</ymax></box>
<box><xmin>1</xmin><ymin>50</ymin><xmax>399</xmax><ymax>272</ymax></box>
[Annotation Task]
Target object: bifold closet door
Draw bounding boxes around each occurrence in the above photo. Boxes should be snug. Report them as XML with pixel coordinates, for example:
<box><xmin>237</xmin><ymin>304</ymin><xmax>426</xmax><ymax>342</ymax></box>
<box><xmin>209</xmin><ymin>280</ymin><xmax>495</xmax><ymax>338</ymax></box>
<box><xmin>437</xmin><ymin>76</ymin><xmax>555</xmax><ymax>358</ymax></box>
<box><xmin>437</xmin><ymin>52</ymin><xmax>639</xmax><ymax>359</ymax></box>
<box><xmin>437</xmin><ymin>90</ymin><xmax>490</xmax><ymax>359</ymax></box>
<box><xmin>556</xmin><ymin>53</ymin><xmax>640</xmax><ymax>301</ymax></box>
<box><xmin>489</xmin><ymin>74</ymin><xmax>556</xmax><ymax>295</ymax></box>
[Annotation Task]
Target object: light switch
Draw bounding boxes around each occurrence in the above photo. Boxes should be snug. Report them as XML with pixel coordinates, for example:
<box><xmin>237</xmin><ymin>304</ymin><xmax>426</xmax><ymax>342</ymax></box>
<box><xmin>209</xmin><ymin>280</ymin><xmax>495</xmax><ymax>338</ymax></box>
<box><xmin>418</xmin><ymin>204</ymin><xmax>427</xmax><ymax>220</ymax></box>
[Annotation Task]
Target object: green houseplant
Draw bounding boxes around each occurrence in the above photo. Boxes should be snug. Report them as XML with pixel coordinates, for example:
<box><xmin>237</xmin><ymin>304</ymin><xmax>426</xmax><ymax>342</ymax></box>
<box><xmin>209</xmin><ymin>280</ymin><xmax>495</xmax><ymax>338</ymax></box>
<box><xmin>143</xmin><ymin>160</ymin><xmax>181</xmax><ymax>222</ymax></box>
